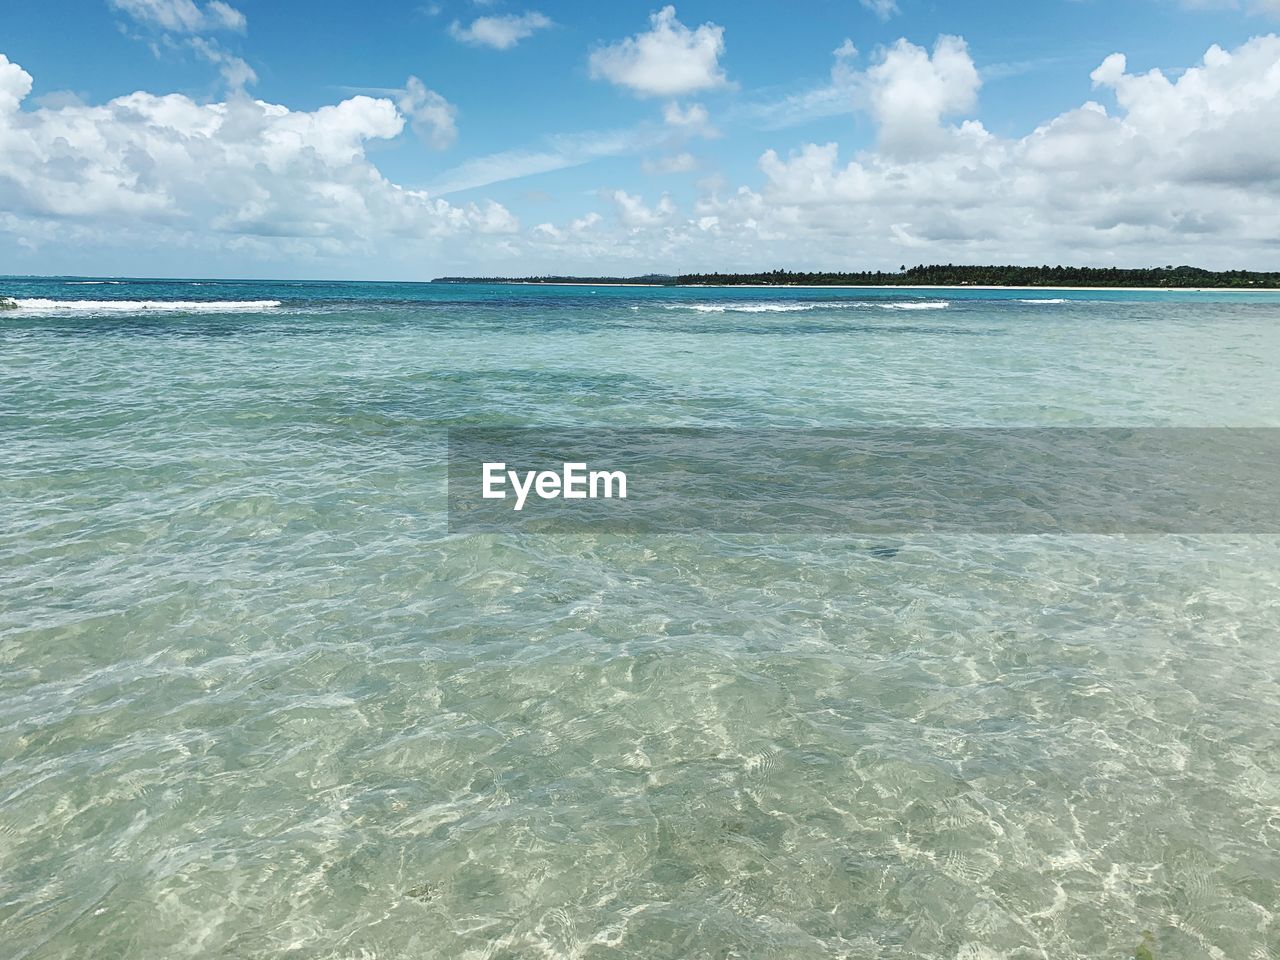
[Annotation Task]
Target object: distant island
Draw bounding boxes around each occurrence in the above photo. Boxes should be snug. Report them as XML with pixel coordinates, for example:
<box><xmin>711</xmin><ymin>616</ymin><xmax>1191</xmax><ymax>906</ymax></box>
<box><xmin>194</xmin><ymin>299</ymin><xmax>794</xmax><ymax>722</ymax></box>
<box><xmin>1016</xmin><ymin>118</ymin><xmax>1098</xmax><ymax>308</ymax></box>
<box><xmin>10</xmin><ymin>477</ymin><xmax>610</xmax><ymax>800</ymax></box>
<box><xmin>433</xmin><ymin>264</ymin><xmax>1280</xmax><ymax>289</ymax></box>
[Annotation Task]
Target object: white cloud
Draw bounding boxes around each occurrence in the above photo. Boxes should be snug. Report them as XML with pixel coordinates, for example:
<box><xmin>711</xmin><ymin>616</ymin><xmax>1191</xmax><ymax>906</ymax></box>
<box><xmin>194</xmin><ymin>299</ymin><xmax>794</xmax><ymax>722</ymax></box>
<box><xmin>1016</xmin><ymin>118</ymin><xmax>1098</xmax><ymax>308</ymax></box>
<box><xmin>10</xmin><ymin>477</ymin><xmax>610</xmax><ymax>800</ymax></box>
<box><xmin>734</xmin><ymin>34</ymin><xmax>980</xmax><ymax>147</ymax></box>
<box><xmin>860</xmin><ymin>0</ymin><xmax>900</xmax><ymax>20</ymax></box>
<box><xmin>188</xmin><ymin>37</ymin><xmax>256</xmax><ymax>89</ymax></box>
<box><xmin>0</xmin><ymin>54</ymin><xmax>33</xmax><ymax>114</ymax></box>
<box><xmin>662</xmin><ymin>101</ymin><xmax>718</xmax><ymax>138</ymax></box>
<box><xmin>110</xmin><ymin>0</ymin><xmax>253</xmax><ymax>92</ymax></box>
<box><xmin>521</xmin><ymin>35</ymin><xmax>1280</xmax><ymax>272</ymax></box>
<box><xmin>7</xmin><ymin>33</ymin><xmax>1280</xmax><ymax>276</ymax></box>
<box><xmin>590</xmin><ymin>6</ymin><xmax>728</xmax><ymax>97</ymax></box>
<box><xmin>449</xmin><ymin>12</ymin><xmax>551</xmax><ymax>50</ymax></box>
<box><xmin>398</xmin><ymin>76</ymin><xmax>458</xmax><ymax>149</ymax></box>
<box><xmin>611</xmin><ymin>189</ymin><xmax>676</xmax><ymax>227</ymax></box>
<box><xmin>730</xmin><ymin>35</ymin><xmax>1280</xmax><ymax>264</ymax></box>
<box><xmin>204</xmin><ymin>1</ymin><xmax>245</xmax><ymax>30</ymax></box>
<box><xmin>0</xmin><ymin>52</ymin><xmax>514</xmax><ymax>266</ymax></box>
<box><xmin>108</xmin><ymin>0</ymin><xmax>246</xmax><ymax>33</ymax></box>
<box><xmin>648</xmin><ymin>102</ymin><xmax>715</xmax><ymax>174</ymax></box>
<box><xmin>861</xmin><ymin>35</ymin><xmax>982</xmax><ymax>157</ymax></box>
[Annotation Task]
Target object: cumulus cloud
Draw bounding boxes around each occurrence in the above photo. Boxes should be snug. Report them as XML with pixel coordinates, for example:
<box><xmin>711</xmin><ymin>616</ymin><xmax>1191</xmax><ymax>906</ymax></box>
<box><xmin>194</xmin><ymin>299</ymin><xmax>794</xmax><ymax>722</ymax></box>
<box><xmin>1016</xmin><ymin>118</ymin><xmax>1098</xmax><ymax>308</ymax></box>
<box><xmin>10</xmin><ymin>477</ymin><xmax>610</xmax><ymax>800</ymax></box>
<box><xmin>741</xmin><ymin>35</ymin><xmax>980</xmax><ymax>153</ymax></box>
<box><xmin>611</xmin><ymin>189</ymin><xmax>676</xmax><ymax>227</ymax></box>
<box><xmin>7</xmin><ymin>33</ymin><xmax>1280</xmax><ymax>276</ymax></box>
<box><xmin>590</xmin><ymin>6</ymin><xmax>728</xmax><ymax>97</ymax></box>
<box><xmin>109</xmin><ymin>0</ymin><xmax>246</xmax><ymax>33</ymax></box>
<box><xmin>522</xmin><ymin>35</ymin><xmax>1280</xmax><ymax>272</ymax></box>
<box><xmin>861</xmin><ymin>35</ymin><xmax>982</xmax><ymax>157</ymax></box>
<box><xmin>0</xmin><ymin>53</ymin><xmax>33</xmax><ymax>113</ymax></box>
<box><xmin>727</xmin><ymin>35</ymin><xmax>1280</xmax><ymax>265</ymax></box>
<box><xmin>398</xmin><ymin>76</ymin><xmax>458</xmax><ymax>149</ymax></box>
<box><xmin>0</xmin><ymin>52</ymin><xmax>513</xmax><ymax>266</ymax></box>
<box><xmin>449</xmin><ymin>12</ymin><xmax>551</xmax><ymax>49</ymax></box>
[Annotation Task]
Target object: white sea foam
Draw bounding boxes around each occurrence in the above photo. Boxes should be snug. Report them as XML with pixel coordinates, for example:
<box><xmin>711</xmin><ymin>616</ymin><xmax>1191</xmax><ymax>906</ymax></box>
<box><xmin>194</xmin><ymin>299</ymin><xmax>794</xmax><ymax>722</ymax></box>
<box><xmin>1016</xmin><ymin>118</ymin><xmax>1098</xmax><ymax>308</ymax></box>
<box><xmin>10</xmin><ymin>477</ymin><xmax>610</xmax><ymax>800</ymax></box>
<box><xmin>66</xmin><ymin>280</ymin><xmax>124</xmax><ymax>285</ymax></box>
<box><xmin>665</xmin><ymin>302</ymin><xmax>820</xmax><ymax>313</ymax></box>
<box><xmin>5</xmin><ymin>299</ymin><xmax>283</xmax><ymax>315</ymax></box>
<box><xmin>1017</xmin><ymin>298</ymin><xmax>1070</xmax><ymax>304</ymax></box>
<box><xmin>662</xmin><ymin>300</ymin><xmax>954</xmax><ymax>313</ymax></box>
<box><xmin>879</xmin><ymin>301</ymin><xmax>950</xmax><ymax>310</ymax></box>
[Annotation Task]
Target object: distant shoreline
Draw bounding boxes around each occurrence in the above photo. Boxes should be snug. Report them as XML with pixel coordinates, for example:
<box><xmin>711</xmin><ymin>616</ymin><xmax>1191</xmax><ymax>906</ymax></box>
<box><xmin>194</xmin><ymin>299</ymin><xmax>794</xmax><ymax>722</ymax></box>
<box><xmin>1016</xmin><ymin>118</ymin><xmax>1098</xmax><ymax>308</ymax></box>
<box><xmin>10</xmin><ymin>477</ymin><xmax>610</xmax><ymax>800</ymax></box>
<box><xmin>433</xmin><ymin>264</ymin><xmax>1280</xmax><ymax>290</ymax></box>
<box><xmin>459</xmin><ymin>281</ymin><xmax>1280</xmax><ymax>292</ymax></box>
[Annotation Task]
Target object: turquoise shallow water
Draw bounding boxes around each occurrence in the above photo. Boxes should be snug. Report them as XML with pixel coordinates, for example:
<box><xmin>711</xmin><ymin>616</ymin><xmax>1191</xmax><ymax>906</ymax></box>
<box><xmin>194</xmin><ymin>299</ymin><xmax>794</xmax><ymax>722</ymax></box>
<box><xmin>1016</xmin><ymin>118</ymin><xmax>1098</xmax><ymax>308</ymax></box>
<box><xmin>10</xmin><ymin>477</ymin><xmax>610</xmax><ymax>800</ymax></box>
<box><xmin>2</xmin><ymin>278</ymin><xmax>1280</xmax><ymax>959</ymax></box>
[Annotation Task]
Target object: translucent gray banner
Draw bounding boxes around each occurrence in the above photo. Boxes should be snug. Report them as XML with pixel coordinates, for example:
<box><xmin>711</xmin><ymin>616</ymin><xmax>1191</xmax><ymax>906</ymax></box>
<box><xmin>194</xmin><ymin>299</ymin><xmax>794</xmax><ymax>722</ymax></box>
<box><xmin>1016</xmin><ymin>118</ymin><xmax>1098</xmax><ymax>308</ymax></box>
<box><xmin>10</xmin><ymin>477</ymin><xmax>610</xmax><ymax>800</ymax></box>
<box><xmin>447</xmin><ymin>429</ymin><xmax>1280</xmax><ymax>534</ymax></box>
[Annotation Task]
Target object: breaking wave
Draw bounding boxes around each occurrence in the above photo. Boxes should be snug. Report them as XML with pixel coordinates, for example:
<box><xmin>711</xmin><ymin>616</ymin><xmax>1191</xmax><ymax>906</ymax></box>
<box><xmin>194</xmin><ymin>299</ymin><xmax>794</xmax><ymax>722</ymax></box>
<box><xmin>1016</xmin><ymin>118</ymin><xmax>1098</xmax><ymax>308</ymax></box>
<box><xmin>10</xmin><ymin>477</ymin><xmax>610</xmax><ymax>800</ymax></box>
<box><xmin>665</xmin><ymin>303</ymin><xmax>822</xmax><ymax>313</ymax></box>
<box><xmin>664</xmin><ymin>300</ymin><xmax>951</xmax><ymax>314</ymax></box>
<box><xmin>3</xmin><ymin>299</ymin><xmax>283</xmax><ymax>315</ymax></box>
<box><xmin>878</xmin><ymin>301</ymin><xmax>950</xmax><ymax>310</ymax></box>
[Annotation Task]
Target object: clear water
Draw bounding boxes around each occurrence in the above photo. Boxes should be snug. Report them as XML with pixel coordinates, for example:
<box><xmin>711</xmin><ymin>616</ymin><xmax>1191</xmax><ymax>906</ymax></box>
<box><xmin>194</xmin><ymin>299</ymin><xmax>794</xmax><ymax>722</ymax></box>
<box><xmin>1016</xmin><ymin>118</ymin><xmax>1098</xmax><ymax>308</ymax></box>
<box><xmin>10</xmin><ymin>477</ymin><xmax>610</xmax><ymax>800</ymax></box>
<box><xmin>2</xmin><ymin>278</ymin><xmax>1279</xmax><ymax>959</ymax></box>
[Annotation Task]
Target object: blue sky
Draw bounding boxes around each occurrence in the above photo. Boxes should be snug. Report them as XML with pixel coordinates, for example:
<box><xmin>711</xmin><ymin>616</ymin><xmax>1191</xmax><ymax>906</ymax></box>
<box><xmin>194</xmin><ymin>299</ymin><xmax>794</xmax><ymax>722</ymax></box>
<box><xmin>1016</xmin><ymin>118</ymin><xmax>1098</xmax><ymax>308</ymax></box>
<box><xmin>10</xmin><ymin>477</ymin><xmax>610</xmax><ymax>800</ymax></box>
<box><xmin>2</xmin><ymin>1</ymin><xmax>1279</xmax><ymax>278</ymax></box>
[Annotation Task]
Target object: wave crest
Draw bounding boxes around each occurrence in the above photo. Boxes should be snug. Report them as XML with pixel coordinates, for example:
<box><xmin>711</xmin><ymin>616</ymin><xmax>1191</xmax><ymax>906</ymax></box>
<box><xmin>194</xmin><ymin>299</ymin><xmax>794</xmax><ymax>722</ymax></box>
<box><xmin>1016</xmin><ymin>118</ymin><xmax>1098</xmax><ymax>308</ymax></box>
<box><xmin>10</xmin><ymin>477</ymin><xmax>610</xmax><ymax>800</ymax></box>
<box><xmin>663</xmin><ymin>300</ymin><xmax>951</xmax><ymax>314</ymax></box>
<box><xmin>3</xmin><ymin>299</ymin><xmax>283</xmax><ymax>315</ymax></box>
<box><xmin>665</xmin><ymin>303</ymin><xmax>818</xmax><ymax>313</ymax></box>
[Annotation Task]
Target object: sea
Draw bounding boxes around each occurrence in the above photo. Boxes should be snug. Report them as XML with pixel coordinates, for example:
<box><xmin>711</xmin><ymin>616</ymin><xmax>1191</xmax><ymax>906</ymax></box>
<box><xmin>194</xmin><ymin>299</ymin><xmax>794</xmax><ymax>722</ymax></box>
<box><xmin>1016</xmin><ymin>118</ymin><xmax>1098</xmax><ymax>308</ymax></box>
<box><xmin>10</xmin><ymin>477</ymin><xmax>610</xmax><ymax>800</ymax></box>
<box><xmin>2</xmin><ymin>276</ymin><xmax>1279</xmax><ymax>959</ymax></box>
